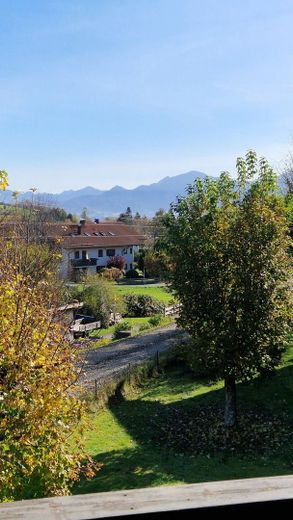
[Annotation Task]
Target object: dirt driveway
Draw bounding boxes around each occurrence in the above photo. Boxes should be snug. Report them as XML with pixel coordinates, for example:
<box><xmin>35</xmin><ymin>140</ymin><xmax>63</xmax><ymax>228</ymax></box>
<box><xmin>80</xmin><ymin>324</ymin><xmax>187</xmax><ymax>390</ymax></box>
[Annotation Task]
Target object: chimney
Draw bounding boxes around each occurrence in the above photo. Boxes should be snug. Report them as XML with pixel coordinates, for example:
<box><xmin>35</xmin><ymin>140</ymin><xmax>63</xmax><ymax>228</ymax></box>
<box><xmin>95</xmin><ymin>218</ymin><xmax>99</xmax><ymax>224</ymax></box>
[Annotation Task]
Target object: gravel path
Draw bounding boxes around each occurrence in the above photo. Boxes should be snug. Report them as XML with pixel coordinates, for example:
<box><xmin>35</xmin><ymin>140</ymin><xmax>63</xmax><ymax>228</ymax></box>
<box><xmin>80</xmin><ymin>324</ymin><xmax>187</xmax><ymax>390</ymax></box>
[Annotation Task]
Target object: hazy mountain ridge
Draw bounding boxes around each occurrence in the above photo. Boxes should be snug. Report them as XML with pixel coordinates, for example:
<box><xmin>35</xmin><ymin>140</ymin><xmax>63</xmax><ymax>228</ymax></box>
<box><xmin>2</xmin><ymin>170</ymin><xmax>213</xmax><ymax>218</ymax></box>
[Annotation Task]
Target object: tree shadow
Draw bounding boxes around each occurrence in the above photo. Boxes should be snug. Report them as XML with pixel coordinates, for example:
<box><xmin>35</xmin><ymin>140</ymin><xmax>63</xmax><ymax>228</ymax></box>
<box><xmin>73</xmin><ymin>362</ymin><xmax>293</xmax><ymax>495</ymax></box>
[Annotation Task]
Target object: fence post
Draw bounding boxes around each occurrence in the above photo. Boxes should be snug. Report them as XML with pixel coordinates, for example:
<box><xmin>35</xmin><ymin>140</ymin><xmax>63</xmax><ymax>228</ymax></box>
<box><xmin>94</xmin><ymin>379</ymin><xmax>98</xmax><ymax>400</ymax></box>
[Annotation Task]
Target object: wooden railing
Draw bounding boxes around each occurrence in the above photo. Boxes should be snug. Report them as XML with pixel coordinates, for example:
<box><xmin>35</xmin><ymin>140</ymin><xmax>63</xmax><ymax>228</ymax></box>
<box><xmin>71</xmin><ymin>258</ymin><xmax>97</xmax><ymax>267</ymax></box>
<box><xmin>1</xmin><ymin>475</ymin><xmax>292</xmax><ymax>519</ymax></box>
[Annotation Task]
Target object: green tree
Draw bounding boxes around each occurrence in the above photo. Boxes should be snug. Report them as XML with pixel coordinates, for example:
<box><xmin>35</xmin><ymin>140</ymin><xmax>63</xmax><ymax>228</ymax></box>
<box><xmin>280</xmin><ymin>154</ymin><xmax>293</xmax><ymax>226</ymax></box>
<box><xmin>117</xmin><ymin>206</ymin><xmax>133</xmax><ymax>224</ymax></box>
<box><xmin>80</xmin><ymin>275</ymin><xmax>124</xmax><ymax>327</ymax></box>
<box><xmin>281</xmin><ymin>152</ymin><xmax>293</xmax><ymax>194</ymax></box>
<box><xmin>144</xmin><ymin>250</ymin><xmax>170</xmax><ymax>279</ymax></box>
<box><xmin>81</xmin><ymin>207</ymin><xmax>89</xmax><ymax>220</ymax></box>
<box><xmin>2</xmin><ymin>197</ymin><xmax>63</xmax><ymax>283</ymax></box>
<box><xmin>166</xmin><ymin>151</ymin><xmax>292</xmax><ymax>427</ymax></box>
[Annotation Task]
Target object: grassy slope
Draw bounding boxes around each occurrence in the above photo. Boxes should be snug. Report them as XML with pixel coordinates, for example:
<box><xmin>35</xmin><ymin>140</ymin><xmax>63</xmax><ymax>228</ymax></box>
<box><xmin>73</xmin><ymin>343</ymin><xmax>293</xmax><ymax>495</ymax></box>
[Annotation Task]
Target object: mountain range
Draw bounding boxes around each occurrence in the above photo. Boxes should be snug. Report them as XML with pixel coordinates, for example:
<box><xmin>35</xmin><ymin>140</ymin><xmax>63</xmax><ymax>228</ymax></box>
<box><xmin>3</xmin><ymin>170</ymin><xmax>213</xmax><ymax>218</ymax></box>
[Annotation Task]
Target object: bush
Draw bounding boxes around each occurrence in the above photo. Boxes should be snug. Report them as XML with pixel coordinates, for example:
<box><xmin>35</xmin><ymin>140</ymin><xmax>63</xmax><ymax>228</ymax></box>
<box><xmin>81</xmin><ymin>275</ymin><xmax>125</xmax><ymax>327</ymax></box>
<box><xmin>0</xmin><ymin>257</ymin><xmax>96</xmax><ymax>500</ymax></box>
<box><xmin>91</xmin><ymin>338</ymin><xmax>111</xmax><ymax>348</ymax></box>
<box><xmin>125</xmin><ymin>268</ymin><xmax>143</xmax><ymax>279</ymax></box>
<box><xmin>124</xmin><ymin>294</ymin><xmax>165</xmax><ymax>317</ymax></box>
<box><xmin>107</xmin><ymin>256</ymin><xmax>126</xmax><ymax>270</ymax></box>
<box><xmin>100</xmin><ymin>267</ymin><xmax>123</xmax><ymax>281</ymax></box>
<box><xmin>148</xmin><ymin>314</ymin><xmax>163</xmax><ymax>327</ymax></box>
<box><xmin>113</xmin><ymin>320</ymin><xmax>132</xmax><ymax>339</ymax></box>
<box><xmin>138</xmin><ymin>323</ymin><xmax>151</xmax><ymax>332</ymax></box>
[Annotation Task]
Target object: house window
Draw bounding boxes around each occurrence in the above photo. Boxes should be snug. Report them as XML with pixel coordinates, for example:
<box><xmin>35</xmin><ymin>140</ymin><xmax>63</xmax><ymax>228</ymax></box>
<box><xmin>130</xmin><ymin>247</ymin><xmax>133</xmax><ymax>254</ymax></box>
<box><xmin>106</xmin><ymin>249</ymin><xmax>115</xmax><ymax>257</ymax></box>
<box><xmin>74</xmin><ymin>251</ymin><xmax>80</xmax><ymax>259</ymax></box>
<box><xmin>130</xmin><ymin>263</ymin><xmax>133</xmax><ymax>270</ymax></box>
<box><xmin>82</xmin><ymin>250</ymin><xmax>87</xmax><ymax>260</ymax></box>
<box><xmin>98</xmin><ymin>249</ymin><xmax>103</xmax><ymax>257</ymax></box>
<box><xmin>125</xmin><ymin>264</ymin><xmax>127</xmax><ymax>271</ymax></box>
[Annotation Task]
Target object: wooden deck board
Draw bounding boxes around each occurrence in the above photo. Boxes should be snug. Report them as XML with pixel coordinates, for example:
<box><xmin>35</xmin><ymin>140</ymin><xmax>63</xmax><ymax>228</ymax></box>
<box><xmin>1</xmin><ymin>475</ymin><xmax>293</xmax><ymax>519</ymax></box>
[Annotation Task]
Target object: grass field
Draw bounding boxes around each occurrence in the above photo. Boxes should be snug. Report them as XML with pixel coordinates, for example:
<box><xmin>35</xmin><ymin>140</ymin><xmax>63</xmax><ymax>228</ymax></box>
<box><xmin>72</xmin><ymin>282</ymin><xmax>173</xmax><ymax>305</ymax></box>
<box><xmin>114</xmin><ymin>284</ymin><xmax>173</xmax><ymax>304</ymax></box>
<box><xmin>73</xmin><ymin>341</ymin><xmax>293</xmax><ymax>495</ymax></box>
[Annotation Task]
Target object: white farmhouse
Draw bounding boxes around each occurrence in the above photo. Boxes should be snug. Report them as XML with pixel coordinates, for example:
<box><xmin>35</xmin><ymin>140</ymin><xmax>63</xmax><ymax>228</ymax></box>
<box><xmin>55</xmin><ymin>220</ymin><xmax>146</xmax><ymax>280</ymax></box>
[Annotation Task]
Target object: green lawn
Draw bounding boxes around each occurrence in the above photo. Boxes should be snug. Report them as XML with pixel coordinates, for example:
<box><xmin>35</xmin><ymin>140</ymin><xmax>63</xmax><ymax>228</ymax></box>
<box><xmin>73</xmin><ymin>342</ymin><xmax>293</xmax><ymax>495</ymax></box>
<box><xmin>114</xmin><ymin>284</ymin><xmax>173</xmax><ymax>304</ymax></box>
<box><xmin>92</xmin><ymin>317</ymin><xmax>151</xmax><ymax>337</ymax></box>
<box><xmin>71</xmin><ymin>282</ymin><xmax>174</xmax><ymax>305</ymax></box>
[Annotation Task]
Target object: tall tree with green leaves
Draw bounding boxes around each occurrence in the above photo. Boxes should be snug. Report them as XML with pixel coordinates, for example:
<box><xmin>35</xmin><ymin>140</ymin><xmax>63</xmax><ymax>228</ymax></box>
<box><xmin>166</xmin><ymin>151</ymin><xmax>292</xmax><ymax>427</ymax></box>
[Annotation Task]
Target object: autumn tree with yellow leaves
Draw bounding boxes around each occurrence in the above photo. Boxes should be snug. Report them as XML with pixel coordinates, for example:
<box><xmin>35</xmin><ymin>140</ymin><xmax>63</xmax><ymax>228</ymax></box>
<box><xmin>0</xmin><ymin>173</ymin><xmax>98</xmax><ymax>501</ymax></box>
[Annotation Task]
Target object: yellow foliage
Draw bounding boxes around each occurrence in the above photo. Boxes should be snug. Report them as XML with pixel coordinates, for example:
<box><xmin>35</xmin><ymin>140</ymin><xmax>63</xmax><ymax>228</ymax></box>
<box><xmin>0</xmin><ymin>246</ymin><xmax>99</xmax><ymax>501</ymax></box>
<box><xmin>0</xmin><ymin>170</ymin><xmax>8</xmax><ymax>190</ymax></box>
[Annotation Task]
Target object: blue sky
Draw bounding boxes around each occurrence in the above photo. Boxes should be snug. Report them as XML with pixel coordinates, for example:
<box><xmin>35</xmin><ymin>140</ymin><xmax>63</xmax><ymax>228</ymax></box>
<box><xmin>1</xmin><ymin>0</ymin><xmax>293</xmax><ymax>192</ymax></box>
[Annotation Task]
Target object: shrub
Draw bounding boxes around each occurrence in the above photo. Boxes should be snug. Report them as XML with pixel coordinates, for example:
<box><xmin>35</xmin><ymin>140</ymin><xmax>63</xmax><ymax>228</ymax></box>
<box><xmin>124</xmin><ymin>294</ymin><xmax>165</xmax><ymax>317</ymax></box>
<box><xmin>113</xmin><ymin>320</ymin><xmax>132</xmax><ymax>339</ymax></box>
<box><xmin>107</xmin><ymin>255</ymin><xmax>126</xmax><ymax>270</ymax></box>
<box><xmin>100</xmin><ymin>267</ymin><xmax>123</xmax><ymax>281</ymax></box>
<box><xmin>0</xmin><ymin>257</ymin><xmax>97</xmax><ymax>500</ymax></box>
<box><xmin>92</xmin><ymin>338</ymin><xmax>111</xmax><ymax>348</ymax></box>
<box><xmin>81</xmin><ymin>275</ymin><xmax>125</xmax><ymax>327</ymax></box>
<box><xmin>148</xmin><ymin>314</ymin><xmax>163</xmax><ymax>327</ymax></box>
<box><xmin>139</xmin><ymin>323</ymin><xmax>151</xmax><ymax>332</ymax></box>
<box><xmin>125</xmin><ymin>268</ymin><xmax>143</xmax><ymax>279</ymax></box>
<box><xmin>144</xmin><ymin>251</ymin><xmax>170</xmax><ymax>279</ymax></box>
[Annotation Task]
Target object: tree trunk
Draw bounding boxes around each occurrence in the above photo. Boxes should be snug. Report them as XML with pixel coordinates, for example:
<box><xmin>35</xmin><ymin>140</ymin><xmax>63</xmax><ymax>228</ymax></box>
<box><xmin>224</xmin><ymin>377</ymin><xmax>237</xmax><ymax>428</ymax></box>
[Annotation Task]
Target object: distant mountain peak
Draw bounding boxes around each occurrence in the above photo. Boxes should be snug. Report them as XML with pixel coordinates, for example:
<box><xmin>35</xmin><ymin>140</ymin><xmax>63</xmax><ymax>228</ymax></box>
<box><xmin>3</xmin><ymin>170</ymin><xmax>217</xmax><ymax>219</ymax></box>
<box><xmin>109</xmin><ymin>185</ymin><xmax>127</xmax><ymax>192</ymax></box>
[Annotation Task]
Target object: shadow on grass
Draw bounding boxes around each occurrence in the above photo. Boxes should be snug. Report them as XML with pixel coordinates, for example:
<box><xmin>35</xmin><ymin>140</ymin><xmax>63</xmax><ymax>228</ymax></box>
<box><xmin>73</xmin><ymin>441</ymin><xmax>293</xmax><ymax>496</ymax></box>
<box><xmin>73</xmin><ymin>361</ymin><xmax>293</xmax><ymax>495</ymax></box>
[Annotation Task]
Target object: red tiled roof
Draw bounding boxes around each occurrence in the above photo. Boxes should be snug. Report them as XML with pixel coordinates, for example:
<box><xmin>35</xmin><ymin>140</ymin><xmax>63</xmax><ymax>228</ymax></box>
<box><xmin>62</xmin><ymin>236</ymin><xmax>145</xmax><ymax>248</ymax></box>
<box><xmin>0</xmin><ymin>221</ymin><xmax>146</xmax><ymax>247</ymax></box>
<box><xmin>47</xmin><ymin>222</ymin><xmax>143</xmax><ymax>236</ymax></box>
<box><xmin>59</xmin><ymin>222</ymin><xmax>146</xmax><ymax>248</ymax></box>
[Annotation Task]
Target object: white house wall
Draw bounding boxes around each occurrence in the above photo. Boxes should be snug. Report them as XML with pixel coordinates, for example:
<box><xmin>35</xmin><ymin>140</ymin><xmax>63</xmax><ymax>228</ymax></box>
<box><xmin>60</xmin><ymin>246</ymin><xmax>137</xmax><ymax>279</ymax></box>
